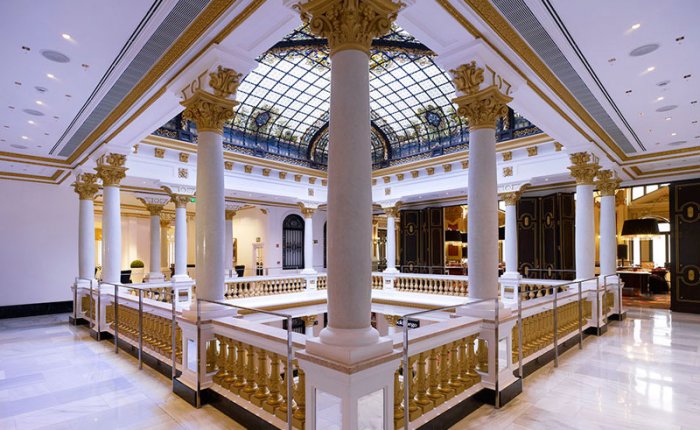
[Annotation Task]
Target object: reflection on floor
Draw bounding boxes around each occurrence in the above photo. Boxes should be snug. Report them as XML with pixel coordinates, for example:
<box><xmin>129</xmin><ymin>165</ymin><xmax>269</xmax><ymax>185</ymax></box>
<box><xmin>1</xmin><ymin>308</ymin><xmax>698</xmax><ymax>429</ymax></box>
<box><xmin>0</xmin><ymin>314</ymin><xmax>243</xmax><ymax>430</ymax></box>
<box><xmin>451</xmin><ymin>307</ymin><xmax>700</xmax><ymax>430</ymax></box>
<box><xmin>622</xmin><ymin>293</ymin><xmax>671</xmax><ymax>310</ymax></box>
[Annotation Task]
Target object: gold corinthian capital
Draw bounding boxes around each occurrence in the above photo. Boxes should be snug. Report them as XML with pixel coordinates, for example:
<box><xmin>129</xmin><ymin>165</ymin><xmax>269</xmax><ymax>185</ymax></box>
<box><xmin>95</xmin><ymin>153</ymin><xmax>128</xmax><ymax>187</ymax></box>
<box><xmin>181</xmin><ymin>66</ymin><xmax>242</xmax><ymax>133</ymax></box>
<box><xmin>595</xmin><ymin>169</ymin><xmax>621</xmax><ymax>196</ymax></box>
<box><xmin>296</xmin><ymin>0</ymin><xmax>403</xmax><ymax>55</ymax></box>
<box><xmin>568</xmin><ymin>152</ymin><xmax>600</xmax><ymax>185</ymax></box>
<box><xmin>73</xmin><ymin>173</ymin><xmax>100</xmax><ymax>200</ymax></box>
<box><xmin>451</xmin><ymin>62</ymin><xmax>512</xmax><ymax>130</ymax></box>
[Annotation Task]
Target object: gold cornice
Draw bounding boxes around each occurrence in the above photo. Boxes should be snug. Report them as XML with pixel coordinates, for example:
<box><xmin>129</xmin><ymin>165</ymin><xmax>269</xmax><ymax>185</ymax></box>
<box><xmin>0</xmin><ymin>169</ymin><xmax>64</xmax><ymax>183</ymax></box>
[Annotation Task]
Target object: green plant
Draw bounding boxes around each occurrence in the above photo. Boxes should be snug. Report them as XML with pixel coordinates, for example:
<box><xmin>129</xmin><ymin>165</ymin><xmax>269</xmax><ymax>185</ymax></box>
<box><xmin>130</xmin><ymin>259</ymin><xmax>145</xmax><ymax>269</ymax></box>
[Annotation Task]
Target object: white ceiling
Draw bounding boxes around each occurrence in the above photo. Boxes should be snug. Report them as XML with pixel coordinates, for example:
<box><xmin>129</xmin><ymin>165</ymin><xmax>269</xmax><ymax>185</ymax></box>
<box><xmin>0</xmin><ymin>0</ymin><xmax>156</xmax><ymax>158</ymax></box>
<box><xmin>527</xmin><ymin>0</ymin><xmax>699</xmax><ymax>155</ymax></box>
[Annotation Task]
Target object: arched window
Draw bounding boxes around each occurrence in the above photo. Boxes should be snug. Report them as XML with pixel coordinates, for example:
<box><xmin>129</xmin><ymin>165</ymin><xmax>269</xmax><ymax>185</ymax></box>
<box><xmin>283</xmin><ymin>214</ymin><xmax>305</xmax><ymax>269</ymax></box>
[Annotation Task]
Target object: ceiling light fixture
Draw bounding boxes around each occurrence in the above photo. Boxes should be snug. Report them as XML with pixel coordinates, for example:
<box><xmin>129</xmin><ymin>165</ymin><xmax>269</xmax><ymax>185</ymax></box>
<box><xmin>647</xmin><ymin>66</ymin><xmax>655</xmax><ymax>72</ymax></box>
<box><xmin>35</xmin><ymin>100</ymin><xmax>43</xmax><ymax>105</ymax></box>
<box><xmin>46</xmin><ymin>73</ymin><xmax>55</xmax><ymax>79</ymax></box>
<box><xmin>665</xmin><ymin>117</ymin><xmax>671</xmax><ymax>121</ymax></box>
<box><xmin>657</xmin><ymin>96</ymin><xmax>664</xmax><ymax>101</ymax></box>
<box><xmin>21</xmin><ymin>135</ymin><xmax>28</xmax><ymax>140</ymax></box>
<box><xmin>62</xmin><ymin>33</ymin><xmax>71</xmax><ymax>40</ymax></box>
<box><xmin>631</xmin><ymin>23</ymin><xmax>641</xmax><ymax>30</ymax></box>
<box><xmin>672</xmin><ymin>132</ymin><xmax>677</xmax><ymax>136</ymax></box>
<box><xmin>27</xmin><ymin>120</ymin><xmax>34</xmax><ymax>125</ymax></box>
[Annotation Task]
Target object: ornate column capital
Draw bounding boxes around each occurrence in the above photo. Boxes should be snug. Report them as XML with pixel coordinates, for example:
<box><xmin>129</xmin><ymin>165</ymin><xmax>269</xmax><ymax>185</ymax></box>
<box><xmin>170</xmin><ymin>194</ymin><xmax>191</xmax><ymax>209</ymax></box>
<box><xmin>499</xmin><ymin>191</ymin><xmax>522</xmax><ymax>206</ymax></box>
<box><xmin>72</xmin><ymin>172</ymin><xmax>100</xmax><ymax>200</ymax></box>
<box><xmin>160</xmin><ymin>213</ymin><xmax>174</xmax><ymax>228</ymax></box>
<box><xmin>296</xmin><ymin>0</ymin><xmax>403</xmax><ymax>56</ymax></box>
<box><xmin>568</xmin><ymin>152</ymin><xmax>601</xmax><ymax>185</ymax></box>
<box><xmin>384</xmin><ymin>205</ymin><xmax>400</xmax><ymax>218</ymax></box>
<box><xmin>299</xmin><ymin>202</ymin><xmax>319</xmax><ymax>218</ymax></box>
<box><xmin>180</xmin><ymin>65</ymin><xmax>242</xmax><ymax>133</ymax></box>
<box><xmin>596</xmin><ymin>169</ymin><xmax>621</xmax><ymax>197</ymax></box>
<box><xmin>451</xmin><ymin>62</ymin><xmax>512</xmax><ymax>130</ymax></box>
<box><xmin>137</xmin><ymin>196</ymin><xmax>170</xmax><ymax>216</ymax></box>
<box><xmin>301</xmin><ymin>315</ymin><xmax>317</xmax><ymax>327</ymax></box>
<box><xmin>225</xmin><ymin>202</ymin><xmax>245</xmax><ymax>220</ymax></box>
<box><xmin>95</xmin><ymin>153</ymin><xmax>127</xmax><ymax>187</ymax></box>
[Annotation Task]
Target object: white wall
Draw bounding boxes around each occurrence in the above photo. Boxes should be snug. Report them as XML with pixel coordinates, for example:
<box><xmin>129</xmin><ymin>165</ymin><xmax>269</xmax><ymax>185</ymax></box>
<box><xmin>0</xmin><ymin>180</ymin><xmax>78</xmax><ymax>306</ymax></box>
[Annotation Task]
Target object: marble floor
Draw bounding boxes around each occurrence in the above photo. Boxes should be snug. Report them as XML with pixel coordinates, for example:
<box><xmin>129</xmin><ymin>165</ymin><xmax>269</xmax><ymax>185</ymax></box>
<box><xmin>1</xmin><ymin>308</ymin><xmax>698</xmax><ymax>430</ymax></box>
<box><xmin>452</xmin><ymin>308</ymin><xmax>700</xmax><ymax>430</ymax></box>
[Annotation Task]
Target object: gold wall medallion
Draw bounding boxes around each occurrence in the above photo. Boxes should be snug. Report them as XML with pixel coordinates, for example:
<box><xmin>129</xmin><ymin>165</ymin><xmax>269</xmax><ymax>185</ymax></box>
<box><xmin>179</xmin><ymin>152</ymin><xmax>190</xmax><ymax>163</ymax></box>
<box><xmin>503</xmin><ymin>166</ymin><xmax>513</xmax><ymax>177</ymax></box>
<box><xmin>178</xmin><ymin>168</ymin><xmax>188</xmax><ymax>179</ymax></box>
<box><xmin>527</xmin><ymin>146</ymin><xmax>538</xmax><ymax>157</ymax></box>
<box><xmin>154</xmin><ymin>147</ymin><xmax>165</xmax><ymax>158</ymax></box>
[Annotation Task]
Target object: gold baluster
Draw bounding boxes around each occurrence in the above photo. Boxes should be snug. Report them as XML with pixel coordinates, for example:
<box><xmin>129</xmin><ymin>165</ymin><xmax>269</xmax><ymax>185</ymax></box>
<box><xmin>467</xmin><ymin>336</ymin><xmax>480</xmax><ymax>383</ymax></box>
<box><xmin>240</xmin><ymin>345</ymin><xmax>257</xmax><ymax>400</ymax></box>
<box><xmin>407</xmin><ymin>355</ymin><xmax>420</xmax><ymax>421</ymax></box>
<box><xmin>275</xmin><ymin>358</ymin><xmax>290</xmax><ymax>422</ymax></box>
<box><xmin>438</xmin><ymin>344</ymin><xmax>454</xmax><ymax>399</ymax></box>
<box><xmin>263</xmin><ymin>353</ymin><xmax>282</xmax><ymax>413</ymax></box>
<box><xmin>213</xmin><ymin>335</ymin><xmax>226</xmax><ymax>384</ymax></box>
<box><xmin>231</xmin><ymin>341</ymin><xmax>246</xmax><ymax>393</ymax></box>
<box><xmin>251</xmin><ymin>348</ymin><xmax>269</xmax><ymax>406</ymax></box>
<box><xmin>414</xmin><ymin>352</ymin><xmax>432</xmax><ymax>413</ymax></box>
<box><xmin>476</xmin><ymin>338</ymin><xmax>488</xmax><ymax>373</ymax></box>
<box><xmin>223</xmin><ymin>339</ymin><xmax>237</xmax><ymax>389</ymax></box>
<box><xmin>292</xmin><ymin>366</ymin><xmax>305</xmax><ymax>430</ymax></box>
<box><xmin>426</xmin><ymin>347</ymin><xmax>444</xmax><ymax>406</ymax></box>
<box><xmin>394</xmin><ymin>368</ymin><xmax>405</xmax><ymax>429</ymax></box>
<box><xmin>448</xmin><ymin>340</ymin><xmax>463</xmax><ymax>393</ymax></box>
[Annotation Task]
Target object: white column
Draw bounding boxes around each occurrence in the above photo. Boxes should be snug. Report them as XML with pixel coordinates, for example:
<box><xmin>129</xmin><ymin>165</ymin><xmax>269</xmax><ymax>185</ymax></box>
<box><xmin>224</xmin><ymin>205</ymin><xmax>240</xmax><ymax>277</ymax></box>
<box><xmin>500</xmin><ymin>190</ymin><xmax>523</xmax><ymax>279</ymax></box>
<box><xmin>383</xmin><ymin>205</ymin><xmax>399</xmax><ymax>273</ymax></box>
<box><xmin>73</xmin><ymin>173</ymin><xmax>99</xmax><ymax>281</ymax></box>
<box><xmin>139</xmin><ymin>197</ymin><xmax>169</xmax><ymax>282</ymax></box>
<box><xmin>300</xmin><ymin>205</ymin><xmax>317</xmax><ymax>274</ymax></box>
<box><xmin>596</xmin><ymin>170</ymin><xmax>620</xmax><ymax>277</ymax></box>
<box><xmin>569</xmin><ymin>152</ymin><xmax>600</xmax><ymax>280</ymax></box>
<box><xmin>160</xmin><ymin>215</ymin><xmax>171</xmax><ymax>275</ymax></box>
<box><xmin>171</xmin><ymin>196</ymin><xmax>190</xmax><ymax>282</ymax></box>
<box><xmin>450</xmin><ymin>62</ymin><xmax>512</xmax><ymax>302</ymax></box>
<box><xmin>95</xmin><ymin>154</ymin><xmax>127</xmax><ymax>284</ymax></box>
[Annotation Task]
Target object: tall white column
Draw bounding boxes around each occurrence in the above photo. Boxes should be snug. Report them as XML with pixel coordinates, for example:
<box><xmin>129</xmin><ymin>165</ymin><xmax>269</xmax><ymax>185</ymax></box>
<box><xmin>170</xmin><ymin>195</ymin><xmax>190</xmax><ymax>282</ymax></box>
<box><xmin>383</xmin><ymin>205</ymin><xmax>399</xmax><ymax>273</ymax></box>
<box><xmin>451</xmin><ymin>62</ymin><xmax>512</xmax><ymax>301</ymax></box>
<box><xmin>160</xmin><ymin>214</ymin><xmax>172</xmax><ymax>274</ymax></box>
<box><xmin>300</xmin><ymin>204</ymin><xmax>317</xmax><ymax>275</ymax></box>
<box><xmin>73</xmin><ymin>173</ymin><xmax>99</xmax><ymax>281</ymax></box>
<box><xmin>298</xmin><ymin>0</ymin><xmax>402</xmax><ymax>364</ymax></box>
<box><xmin>568</xmin><ymin>152</ymin><xmax>600</xmax><ymax>280</ymax></box>
<box><xmin>180</xmin><ymin>66</ymin><xmax>241</xmax><ymax>302</ymax></box>
<box><xmin>596</xmin><ymin>170</ymin><xmax>621</xmax><ymax>277</ymax></box>
<box><xmin>95</xmin><ymin>154</ymin><xmax>127</xmax><ymax>284</ymax></box>
<box><xmin>139</xmin><ymin>197</ymin><xmax>170</xmax><ymax>282</ymax></box>
<box><xmin>501</xmin><ymin>191</ymin><xmax>522</xmax><ymax>276</ymax></box>
<box><xmin>224</xmin><ymin>204</ymin><xmax>241</xmax><ymax>277</ymax></box>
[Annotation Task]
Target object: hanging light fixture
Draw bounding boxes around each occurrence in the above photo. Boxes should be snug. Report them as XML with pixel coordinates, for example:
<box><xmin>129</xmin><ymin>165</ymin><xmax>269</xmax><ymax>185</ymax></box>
<box><xmin>621</xmin><ymin>218</ymin><xmax>660</xmax><ymax>238</ymax></box>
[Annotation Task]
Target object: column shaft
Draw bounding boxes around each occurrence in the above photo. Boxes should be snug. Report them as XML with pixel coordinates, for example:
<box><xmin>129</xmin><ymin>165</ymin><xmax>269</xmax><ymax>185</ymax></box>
<box><xmin>504</xmin><ymin>203</ymin><xmax>518</xmax><ymax>274</ymax></box>
<box><xmin>326</xmin><ymin>49</ymin><xmax>373</xmax><ymax>331</ymax></box>
<box><xmin>78</xmin><ymin>199</ymin><xmax>95</xmax><ymax>280</ymax></box>
<box><xmin>576</xmin><ymin>184</ymin><xmax>595</xmax><ymax>279</ymax></box>
<box><xmin>173</xmin><ymin>206</ymin><xmax>188</xmax><ymax>280</ymax></box>
<box><xmin>195</xmin><ymin>130</ymin><xmax>225</xmax><ymax>301</ymax></box>
<box><xmin>102</xmin><ymin>186</ymin><xmax>122</xmax><ymax>284</ymax></box>
<box><xmin>467</xmin><ymin>128</ymin><xmax>499</xmax><ymax>299</ymax></box>
<box><xmin>225</xmin><ymin>216</ymin><xmax>234</xmax><ymax>277</ymax></box>
<box><xmin>148</xmin><ymin>215</ymin><xmax>162</xmax><ymax>281</ymax></box>
<box><xmin>302</xmin><ymin>214</ymin><xmax>315</xmax><ymax>273</ymax></box>
<box><xmin>385</xmin><ymin>214</ymin><xmax>397</xmax><ymax>272</ymax></box>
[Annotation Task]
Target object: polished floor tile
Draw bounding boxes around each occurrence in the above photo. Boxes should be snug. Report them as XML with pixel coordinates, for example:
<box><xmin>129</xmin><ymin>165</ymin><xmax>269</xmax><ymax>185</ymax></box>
<box><xmin>1</xmin><ymin>309</ymin><xmax>698</xmax><ymax>429</ymax></box>
<box><xmin>452</xmin><ymin>308</ymin><xmax>700</xmax><ymax>430</ymax></box>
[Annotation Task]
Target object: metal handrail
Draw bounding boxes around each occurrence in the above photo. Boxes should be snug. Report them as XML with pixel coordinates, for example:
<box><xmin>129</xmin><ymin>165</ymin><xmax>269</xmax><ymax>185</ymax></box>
<box><xmin>196</xmin><ymin>298</ymin><xmax>294</xmax><ymax>430</ymax></box>
<box><xmin>401</xmin><ymin>297</ymin><xmax>499</xmax><ymax>430</ymax></box>
<box><xmin>603</xmin><ymin>273</ymin><xmax>624</xmax><ymax>317</ymax></box>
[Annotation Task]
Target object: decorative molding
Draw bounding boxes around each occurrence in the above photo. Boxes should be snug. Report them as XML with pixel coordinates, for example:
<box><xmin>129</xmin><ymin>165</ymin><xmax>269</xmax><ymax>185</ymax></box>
<box><xmin>411</xmin><ymin>170</ymin><xmax>419</xmax><ymax>178</ymax></box>
<box><xmin>568</xmin><ymin>152</ymin><xmax>600</xmax><ymax>185</ymax></box>
<box><xmin>553</xmin><ymin>142</ymin><xmax>563</xmax><ymax>152</ymax></box>
<box><xmin>279</xmin><ymin>171</ymin><xmax>287</xmax><ymax>180</ymax></box>
<box><xmin>372</xmin><ymin>178</ymin><xmax>378</xmax><ymax>185</ymax></box>
<box><xmin>502</xmin><ymin>151</ymin><xmax>512</xmax><ymax>161</ymax></box>
<box><xmin>224</xmin><ymin>161</ymin><xmax>233</xmax><ymax>170</ymax></box>
<box><xmin>244</xmin><ymin>165</ymin><xmax>253</xmax><ymax>174</ymax></box>
<box><xmin>296</xmin><ymin>0</ymin><xmax>403</xmax><ymax>55</ymax></box>
<box><xmin>426</xmin><ymin>167</ymin><xmax>435</xmax><ymax>176</ymax></box>
<box><xmin>137</xmin><ymin>196</ymin><xmax>169</xmax><ymax>216</ymax></box>
<box><xmin>72</xmin><ymin>172</ymin><xmax>100</xmax><ymax>200</ymax></box>
<box><xmin>396</xmin><ymin>173</ymin><xmax>404</xmax><ymax>181</ymax></box>
<box><xmin>503</xmin><ymin>166</ymin><xmax>513</xmax><ymax>177</ymax></box>
<box><xmin>385</xmin><ymin>187</ymin><xmax>391</xmax><ymax>195</ymax></box>
<box><xmin>95</xmin><ymin>153</ymin><xmax>127</xmax><ymax>187</ymax></box>
<box><xmin>461</xmin><ymin>160</ymin><xmax>469</xmax><ymax>169</ymax></box>
<box><xmin>308</xmin><ymin>188</ymin><xmax>315</xmax><ymax>196</ymax></box>
<box><xmin>309</xmin><ymin>177</ymin><xmax>317</xmax><ymax>184</ymax></box>
<box><xmin>154</xmin><ymin>147</ymin><xmax>165</xmax><ymax>159</ymax></box>
<box><xmin>499</xmin><ymin>190</ymin><xmax>523</xmax><ymax>206</ymax></box>
<box><xmin>262</xmin><ymin>168</ymin><xmax>271</xmax><ymax>177</ymax></box>
<box><xmin>321</xmin><ymin>179</ymin><xmax>327</xmax><ymax>186</ymax></box>
<box><xmin>383</xmin><ymin>176</ymin><xmax>391</xmax><ymax>184</ymax></box>
<box><xmin>295</xmin><ymin>174</ymin><xmax>302</xmax><ymax>182</ymax></box>
<box><xmin>527</xmin><ymin>146</ymin><xmax>538</xmax><ymax>157</ymax></box>
<box><xmin>442</xmin><ymin>163</ymin><xmax>452</xmax><ymax>172</ymax></box>
<box><xmin>179</xmin><ymin>152</ymin><xmax>190</xmax><ymax>163</ymax></box>
<box><xmin>596</xmin><ymin>169</ymin><xmax>621</xmax><ymax>197</ymax></box>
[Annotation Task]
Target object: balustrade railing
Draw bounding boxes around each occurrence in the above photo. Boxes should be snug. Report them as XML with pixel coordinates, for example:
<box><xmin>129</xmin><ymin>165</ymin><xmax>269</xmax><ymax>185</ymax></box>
<box><xmin>316</xmin><ymin>274</ymin><xmax>327</xmax><ymax>290</ymax></box>
<box><xmin>224</xmin><ymin>275</ymin><xmax>306</xmax><ymax>299</ymax></box>
<box><xmin>393</xmin><ymin>273</ymin><xmax>468</xmax><ymax>296</ymax></box>
<box><xmin>372</xmin><ymin>273</ymin><xmax>384</xmax><ymax>289</ymax></box>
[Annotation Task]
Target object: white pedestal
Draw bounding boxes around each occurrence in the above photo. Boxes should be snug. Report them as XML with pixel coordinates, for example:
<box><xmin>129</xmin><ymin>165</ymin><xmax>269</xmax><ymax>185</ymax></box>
<box><xmin>499</xmin><ymin>272</ymin><xmax>522</xmax><ymax>303</ymax></box>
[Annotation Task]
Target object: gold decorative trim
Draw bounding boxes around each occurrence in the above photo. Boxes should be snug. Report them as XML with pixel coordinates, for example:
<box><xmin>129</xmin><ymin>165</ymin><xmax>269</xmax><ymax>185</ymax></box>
<box><xmin>321</xmin><ymin>179</ymin><xmax>327</xmax><ymax>186</ymax></box>
<box><xmin>0</xmin><ymin>169</ymin><xmax>64</xmax><ymax>184</ymax></box>
<box><xmin>279</xmin><ymin>171</ymin><xmax>287</xmax><ymax>180</ymax></box>
<box><xmin>527</xmin><ymin>146</ymin><xmax>538</xmax><ymax>157</ymax></box>
<box><xmin>73</xmin><ymin>173</ymin><xmax>100</xmax><ymax>200</ymax></box>
<box><xmin>568</xmin><ymin>152</ymin><xmax>600</xmax><ymax>185</ymax></box>
<box><xmin>426</xmin><ymin>167</ymin><xmax>435</xmax><ymax>176</ymax></box>
<box><xmin>442</xmin><ymin>163</ymin><xmax>452</xmax><ymax>172</ymax></box>
<box><xmin>155</xmin><ymin>148</ymin><xmax>165</xmax><ymax>159</ymax></box>
<box><xmin>503</xmin><ymin>166</ymin><xmax>513</xmax><ymax>177</ymax></box>
<box><xmin>502</xmin><ymin>151</ymin><xmax>512</xmax><ymax>161</ymax></box>
<box><xmin>262</xmin><ymin>168</ymin><xmax>271</xmax><ymax>177</ymax></box>
<box><xmin>178</xmin><ymin>168</ymin><xmax>188</xmax><ymax>179</ymax></box>
<box><xmin>596</xmin><ymin>169</ymin><xmax>621</xmax><ymax>196</ymax></box>
<box><xmin>179</xmin><ymin>152</ymin><xmax>189</xmax><ymax>163</ymax></box>
<box><xmin>95</xmin><ymin>153</ymin><xmax>127</xmax><ymax>187</ymax></box>
<box><xmin>224</xmin><ymin>161</ymin><xmax>233</xmax><ymax>170</ymax></box>
<box><xmin>383</xmin><ymin>176</ymin><xmax>391</xmax><ymax>183</ymax></box>
<box><xmin>309</xmin><ymin>177</ymin><xmax>317</xmax><ymax>184</ymax></box>
<box><xmin>244</xmin><ymin>165</ymin><xmax>253</xmax><ymax>174</ymax></box>
<box><xmin>396</xmin><ymin>173</ymin><xmax>404</xmax><ymax>181</ymax></box>
<box><xmin>294</xmin><ymin>174</ymin><xmax>302</xmax><ymax>182</ymax></box>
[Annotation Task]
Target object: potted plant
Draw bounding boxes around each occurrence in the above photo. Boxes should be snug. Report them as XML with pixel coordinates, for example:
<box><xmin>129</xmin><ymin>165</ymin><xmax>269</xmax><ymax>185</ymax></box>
<box><xmin>130</xmin><ymin>259</ymin><xmax>145</xmax><ymax>283</ymax></box>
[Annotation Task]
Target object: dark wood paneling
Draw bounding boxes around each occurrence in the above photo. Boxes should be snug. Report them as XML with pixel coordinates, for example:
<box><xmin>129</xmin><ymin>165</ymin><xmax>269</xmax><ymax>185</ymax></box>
<box><xmin>400</xmin><ymin>210</ymin><xmax>421</xmax><ymax>271</ymax></box>
<box><xmin>518</xmin><ymin>197</ymin><xmax>539</xmax><ymax>274</ymax></box>
<box><xmin>670</xmin><ymin>180</ymin><xmax>700</xmax><ymax>313</ymax></box>
<box><xmin>399</xmin><ymin>207</ymin><xmax>444</xmax><ymax>273</ymax></box>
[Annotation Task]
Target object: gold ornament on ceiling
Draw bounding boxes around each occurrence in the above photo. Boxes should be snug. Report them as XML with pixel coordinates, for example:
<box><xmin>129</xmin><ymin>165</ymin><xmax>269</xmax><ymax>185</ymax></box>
<box><xmin>208</xmin><ymin>66</ymin><xmax>242</xmax><ymax>98</ymax></box>
<box><xmin>451</xmin><ymin>61</ymin><xmax>484</xmax><ymax>95</ymax></box>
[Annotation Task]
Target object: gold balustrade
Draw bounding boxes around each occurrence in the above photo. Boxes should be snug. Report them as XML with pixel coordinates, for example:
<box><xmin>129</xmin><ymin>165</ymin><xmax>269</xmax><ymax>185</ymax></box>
<box><xmin>126</xmin><ymin>287</ymin><xmax>173</xmax><ymax>303</ymax></box>
<box><xmin>520</xmin><ymin>284</ymin><xmax>570</xmax><ymax>301</ymax></box>
<box><xmin>395</xmin><ymin>334</ymin><xmax>481</xmax><ymax>427</ymax></box>
<box><xmin>81</xmin><ymin>294</ymin><xmax>95</xmax><ymax>321</ymax></box>
<box><xmin>512</xmin><ymin>300</ymin><xmax>593</xmax><ymax>363</ymax></box>
<box><xmin>604</xmin><ymin>291</ymin><xmax>614</xmax><ymax>315</ymax></box>
<box><xmin>394</xmin><ymin>276</ymin><xmax>468</xmax><ymax>296</ymax></box>
<box><xmin>224</xmin><ymin>277</ymin><xmax>306</xmax><ymax>299</ymax></box>
<box><xmin>212</xmin><ymin>335</ymin><xmax>305</xmax><ymax>429</ymax></box>
<box><xmin>107</xmin><ymin>303</ymin><xmax>182</xmax><ymax>363</ymax></box>
<box><xmin>316</xmin><ymin>275</ymin><xmax>327</xmax><ymax>290</ymax></box>
<box><xmin>372</xmin><ymin>275</ymin><xmax>384</xmax><ymax>289</ymax></box>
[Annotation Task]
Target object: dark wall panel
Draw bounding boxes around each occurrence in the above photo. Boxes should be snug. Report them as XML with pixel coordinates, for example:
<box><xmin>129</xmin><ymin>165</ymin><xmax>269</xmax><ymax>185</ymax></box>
<box><xmin>670</xmin><ymin>180</ymin><xmax>700</xmax><ymax>313</ymax></box>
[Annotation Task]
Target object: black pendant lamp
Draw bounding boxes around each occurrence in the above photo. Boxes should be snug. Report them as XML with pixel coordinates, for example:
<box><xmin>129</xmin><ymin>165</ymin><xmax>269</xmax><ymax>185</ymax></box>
<box><xmin>621</xmin><ymin>218</ymin><xmax>660</xmax><ymax>238</ymax></box>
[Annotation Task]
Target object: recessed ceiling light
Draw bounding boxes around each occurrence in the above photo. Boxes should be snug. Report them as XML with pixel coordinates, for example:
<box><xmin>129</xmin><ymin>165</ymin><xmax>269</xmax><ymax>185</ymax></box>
<box><xmin>608</xmin><ymin>57</ymin><xmax>617</xmax><ymax>63</ymax></box>
<box><xmin>43</xmin><ymin>132</ymin><xmax>49</xmax><ymax>136</ymax></box>
<box><xmin>656</xmin><ymin>96</ymin><xmax>664</xmax><ymax>101</ymax></box>
<box><xmin>21</xmin><ymin>135</ymin><xmax>28</xmax><ymax>140</ymax></box>
<box><xmin>27</xmin><ymin>120</ymin><xmax>35</xmax><ymax>125</ymax></box>
<box><xmin>631</xmin><ymin>23</ymin><xmax>641</xmax><ymax>30</ymax></box>
<box><xmin>61</xmin><ymin>33</ymin><xmax>71</xmax><ymax>40</ymax></box>
<box><xmin>672</xmin><ymin>132</ymin><xmax>677</xmax><ymax>136</ymax></box>
<box><xmin>665</xmin><ymin>117</ymin><xmax>671</xmax><ymax>121</ymax></box>
<box><xmin>35</xmin><ymin>100</ymin><xmax>43</xmax><ymax>105</ymax></box>
<box><xmin>46</xmin><ymin>73</ymin><xmax>55</xmax><ymax>79</ymax></box>
<box><xmin>647</xmin><ymin>66</ymin><xmax>655</xmax><ymax>72</ymax></box>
